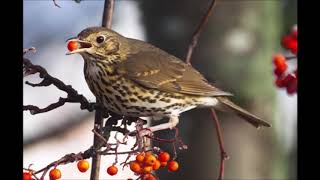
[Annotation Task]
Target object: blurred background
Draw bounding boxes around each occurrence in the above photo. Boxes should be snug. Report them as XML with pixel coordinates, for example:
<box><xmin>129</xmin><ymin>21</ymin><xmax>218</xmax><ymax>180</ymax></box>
<box><xmin>23</xmin><ymin>0</ymin><xmax>297</xmax><ymax>179</ymax></box>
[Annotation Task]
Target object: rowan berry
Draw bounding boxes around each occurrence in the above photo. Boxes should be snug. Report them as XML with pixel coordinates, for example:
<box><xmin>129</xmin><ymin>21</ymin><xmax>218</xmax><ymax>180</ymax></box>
<box><xmin>130</xmin><ymin>161</ymin><xmax>142</xmax><ymax>173</ymax></box>
<box><xmin>144</xmin><ymin>154</ymin><xmax>157</xmax><ymax>166</ymax></box>
<box><xmin>136</xmin><ymin>153</ymin><xmax>145</xmax><ymax>163</ymax></box>
<box><xmin>67</xmin><ymin>41</ymin><xmax>78</xmax><ymax>51</ymax></box>
<box><xmin>152</xmin><ymin>160</ymin><xmax>161</xmax><ymax>170</ymax></box>
<box><xmin>23</xmin><ymin>172</ymin><xmax>32</xmax><ymax>180</ymax></box>
<box><xmin>143</xmin><ymin>165</ymin><xmax>153</xmax><ymax>173</ymax></box>
<box><xmin>142</xmin><ymin>173</ymin><xmax>156</xmax><ymax>180</ymax></box>
<box><xmin>107</xmin><ymin>165</ymin><xmax>118</xmax><ymax>176</ymax></box>
<box><xmin>49</xmin><ymin>168</ymin><xmax>61</xmax><ymax>180</ymax></box>
<box><xmin>77</xmin><ymin>160</ymin><xmax>90</xmax><ymax>173</ymax></box>
<box><xmin>167</xmin><ymin>161</ymin><xmax>179</xmax><ymax>172</ymax></box>
<box><xmin>158</xmin><ymin>152</ymin><xmax>170</xmax><ymax>162</ymax></box>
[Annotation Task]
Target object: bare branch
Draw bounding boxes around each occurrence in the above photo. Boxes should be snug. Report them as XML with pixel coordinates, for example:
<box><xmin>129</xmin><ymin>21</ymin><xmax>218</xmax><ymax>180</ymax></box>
<box><xmin>23</xmin><ymin>58</ymin><xmax>98</xmax><ymax>114</ymax></box>
<box><xmin>52</xmin><ymin>0</ymin><xmax>61</xmax><ymax>8</ymax></box>
<box><xmin>211</xmin><ymin>109</ymin><xmax>229</xmax><ymax>180</ymax></box>
<box><xmin>185</xmin><ymin>0</ymin><xmax>217</xmax><ymax>64</ymax></box>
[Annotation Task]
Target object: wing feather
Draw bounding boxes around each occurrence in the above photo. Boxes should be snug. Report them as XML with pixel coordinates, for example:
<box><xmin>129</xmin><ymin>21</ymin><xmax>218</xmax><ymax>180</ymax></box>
<box><xmin>116</xmin><ymin>41</ymin><xmax>232</xmax><ymax>97</ymax></box>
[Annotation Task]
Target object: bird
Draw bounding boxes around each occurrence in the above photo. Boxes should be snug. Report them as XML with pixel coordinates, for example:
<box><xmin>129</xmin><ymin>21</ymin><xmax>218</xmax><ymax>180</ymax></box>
<box><xmin>66</xmin><ymin>27</ymin><xmax>271</xmax><ymax>132</ymax></box>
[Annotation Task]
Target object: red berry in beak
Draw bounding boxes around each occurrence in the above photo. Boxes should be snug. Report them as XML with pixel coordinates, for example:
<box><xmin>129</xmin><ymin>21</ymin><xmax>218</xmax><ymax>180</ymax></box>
<box><xmin>67</xmin><ymin>41</ymin><xmax>78</xmax><ymax>52</ymax></box>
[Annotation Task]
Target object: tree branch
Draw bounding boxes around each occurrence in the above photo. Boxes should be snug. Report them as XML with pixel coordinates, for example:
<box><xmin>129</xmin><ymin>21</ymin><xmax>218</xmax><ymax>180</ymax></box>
<box><xmin>185</xmin><ymin>0</ymin><xmax>217</xmax><ymax>64</ymax></box>
<box><xmin>184</xmin><ymin>0</ymin><xmax>227</xmax><ymax>179</ymax></box>
<box><xmin>211</xmin><ymin>109</ymin><xmax>229</xmax><ymax>180</ymax></box>
<box><xmin>102</xmin><ymin>0</ymin><xmax>115</xmax><ymax>28</ymax></box>
<box><xmin>23</xmin><ymin>57</ymin><xmax>98</xmax><ymax>114</ymax></box>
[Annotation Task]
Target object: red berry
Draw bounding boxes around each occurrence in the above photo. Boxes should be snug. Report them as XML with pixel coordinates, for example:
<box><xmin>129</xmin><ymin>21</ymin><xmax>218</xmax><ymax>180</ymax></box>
<box><xmin>158</xmin><ymin>152</ymin><xmax>170</xmax><ymax>162</ymax></box>
<box><xmin>281</xmin><ymin>35</ymin><xmax>297</xmax><ymax>51</ymax></box>
<box><xmin>272</xmin><ymin>54</ymin><xmax>286</xmax><ymax>67</ymax></box>
<box><xmin>286</xmin><ymin>84</ymin><xmax>297</xmax><ymax>94</ymax></box>
<box><xmin>143</xmin><ymin>166</ymin><xmax>153</xmax><ymax>173</ymax></box>
<box><xmin>142</xmin><ymin>173</ymin><xmax>156</xmax><ymax>180</ymax></box>
<box><xmin>282</xmin><ymin>73</ymin><xmax>296</xmax><ymax>87</ymax></box>
<box><xmin>67</xmin><ymin>41</ymin><xmax>78</xmax><ymax>52</ymax></box>
<box><xmin>23</xmin><ymin>172</ymin><xmax>32</xmax><ymax>180</ymax></box>
<box><xmin>273</xmin><ymin>66</ymin><xmax>287</xmax><ymax>77</ymax></box>
<box><xmin>77</xmin><ymin>160</ymin><xmax>90</xmax><ymax>173</ymax></box>
<box><xmin>153</xmin><ymin>160</ymin><xmax>161</xmax><ymax>170</ymax></box>
<box><xmin>281</xmin><ymin>35</ymin><xmax>292</xmax><ymax>49</ymax></box>
<box><xmin>290</xmin><ymin>41</ymin><xmax>298</xmax><ymax>54</ymax></box>
<box><xmin>107</xmin><ymin>165</ymin><xmax>118</xmax><ymax>176</ymax></box>
<box><xmin>136</xmin><ymin>153</ymin><xmax>145</xmax><ymax>163</ymax></box>
<box><xmin>144</xmin><ymin>154</ymin><xmax>157</xmax><ymax>166</ymax></box>
<box><xmin>285</xmin><ymin>74</ymin><xmax>297</xmax><ymax>94</ymax></box>
<box><xmin>130</xmin><ymin>161</ymin><xmax>142</xmax><ymax>174</ymax></box>
<box><xmin>167</xmin><ymin>161</ymin><xmax>179</xmax><ymax>172</ymax></box>
<box><xmin>49</xmin><ymin>168</ymin><xmax>61</xmax><ymax>180</ymax></box>
<box><xmin>275</xmin><ymin>78</ymin><xmax>285</xmax><ymax>88</ymax></box>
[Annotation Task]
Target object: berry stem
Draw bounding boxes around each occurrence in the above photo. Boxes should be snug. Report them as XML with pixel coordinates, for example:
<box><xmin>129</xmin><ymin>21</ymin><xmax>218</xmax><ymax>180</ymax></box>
<box><xmin>285</xmin><ymin>55</ymin><xmax>297</xmax><ymax>60</ymax></box>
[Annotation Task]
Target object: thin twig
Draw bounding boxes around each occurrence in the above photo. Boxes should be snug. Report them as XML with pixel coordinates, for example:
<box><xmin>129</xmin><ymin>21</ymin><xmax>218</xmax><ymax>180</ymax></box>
<box><xmin>23</xmin><ymin>58</ymin><xmax>98</xmax><ymax>114</ymax></box>
<box><xmin>211</xmin><ymin>109</ymin><xmax>229</xmax><ymax>180</ymax></box>
<box><xmin>53</xmin><ymin>0</ymin><xmax>61</xmax><ymax>8</ymax></box>
<box><xmin>185</xmin><ymin>0</ymin><xmax>217</xmax><ymax>64</ymax></box>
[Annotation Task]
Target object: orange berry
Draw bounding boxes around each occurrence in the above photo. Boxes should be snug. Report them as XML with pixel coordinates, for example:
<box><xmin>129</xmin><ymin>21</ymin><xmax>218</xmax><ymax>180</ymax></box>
<box><xmin>67</xmin><ymin>41</ymin><xmax>78</xmax><ymax>52</ymax></box>
<box><xmin>158</xmin><ymin>152</ymin><xmax>170</xmax><ymax>162</ymax></box>
<box><xmin>144</xmin><ymin>154</ymin><xmax>157</xmax><ymax>166</ymax></box>
<box><xmin>130</xmin><ymin>161</ymin><xmax>142</xmax><ymax>173</ymax></box>
<box><xmin>107</xmin><ymin>165</ymin><xmax>118</xmax><ymax>176</ymax></box>
<box><xmin>160</xmin><ymin>161</ymin><xmax>167</xmax><ymax>167</ymax></box>
<box><xmin>23</xmin><ymin>172</ymin><xmax>32</xmax><ymax>180</ymax></box>
<box><xmin>77</xmin><ymin>160</ymin><xmax>90</xmax><ymax>173</ymax></box>
<box><xmin>136</xmin><ymin>153</ymin><xmax>145</xmax><ymax>163</ymax></box>
<box><xmin>152</xmin><ymin>160</ymin><xmax>161</xmax><ymax>170</ymax></box>
<box><xmin>143</xmin><ymin>165</ymin><xmax>153</xmax><ymax>173</ymax></box>
<box><xmin>272</xmin><ymin>54</ymin><xmax>286</xmax><ymax>67</ymax></box>
<box><xmin>143</xmin><ymin>173</ymin><xmax>156</xmax><ymax>180</ymax></box>
<box><xmin>167</xmin><ymin>161</ymin><xmax>179</xmax><ymax>172</ymax></box>
<box><xmin>49</xmin><ymin>168</ymin><xmax>61</xmax><ymax>180</ymax></box>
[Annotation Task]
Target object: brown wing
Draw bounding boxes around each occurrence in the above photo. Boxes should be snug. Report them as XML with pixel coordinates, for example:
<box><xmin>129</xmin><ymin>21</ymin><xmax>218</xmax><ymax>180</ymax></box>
<box><xmin>116</xmin><ymin>48</ymin><xmax>232</xmax><ymax>97</ymax></box>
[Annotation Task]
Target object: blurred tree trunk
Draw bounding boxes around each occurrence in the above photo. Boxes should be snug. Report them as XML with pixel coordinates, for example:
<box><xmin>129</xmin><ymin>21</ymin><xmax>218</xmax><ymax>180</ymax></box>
<box><xmin>139</xmin><ymin>0</ymin><xmax>282</xmax><ymax>179</ymax></box>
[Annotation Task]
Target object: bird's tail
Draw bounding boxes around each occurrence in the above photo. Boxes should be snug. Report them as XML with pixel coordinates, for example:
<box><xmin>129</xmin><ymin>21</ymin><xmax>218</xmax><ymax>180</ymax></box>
<box><xmin>215</xmin><ymin>97</ymin><xmax>271</xmax><ymax>128</ymax></box>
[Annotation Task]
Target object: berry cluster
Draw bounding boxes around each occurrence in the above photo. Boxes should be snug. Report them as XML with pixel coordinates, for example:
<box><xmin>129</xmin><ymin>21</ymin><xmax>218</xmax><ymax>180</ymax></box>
<box><xmin>23</xmin><ymin>152</ymin><xmax>179</xmax><ymax>180</ymax></box>
<box><xmin>127</xmin><ymin>151</ymin><xmax>178</xmax><ymax>180</ymax></box>
<box><xmin>272</xmin><ymin>25</ymin><xmax>297</xmax><ymax>95</ymax></box>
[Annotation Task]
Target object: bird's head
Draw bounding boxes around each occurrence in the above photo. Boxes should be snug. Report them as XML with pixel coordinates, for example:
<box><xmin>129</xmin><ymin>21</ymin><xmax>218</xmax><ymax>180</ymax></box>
<box><xmin>66</xmin><ymin>27</ymin><xmax>128</xmax><ymax>63</ymax></box>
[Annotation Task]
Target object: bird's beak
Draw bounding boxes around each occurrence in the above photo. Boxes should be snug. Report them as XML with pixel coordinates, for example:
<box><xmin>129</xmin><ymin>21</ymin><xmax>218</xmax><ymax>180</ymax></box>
<box><xmin>65</xmin><ymin>38</ymin><xmax>92</xmax><ymax>55</ymax></box>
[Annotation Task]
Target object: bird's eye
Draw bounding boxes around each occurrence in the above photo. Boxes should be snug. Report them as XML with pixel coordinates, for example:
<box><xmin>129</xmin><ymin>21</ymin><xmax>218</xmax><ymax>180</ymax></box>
<box><xmin>96</xmin><ymin>35</ymin><xmax>105</xmax><ymax>44</ymax></box>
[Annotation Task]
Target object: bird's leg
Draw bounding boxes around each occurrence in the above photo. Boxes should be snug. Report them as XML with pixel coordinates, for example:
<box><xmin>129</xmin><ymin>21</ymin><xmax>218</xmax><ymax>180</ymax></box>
<box><xmin>139</xmin><ymin>116</ymin><xmax>180</xmax><ymax>136</ymax></box>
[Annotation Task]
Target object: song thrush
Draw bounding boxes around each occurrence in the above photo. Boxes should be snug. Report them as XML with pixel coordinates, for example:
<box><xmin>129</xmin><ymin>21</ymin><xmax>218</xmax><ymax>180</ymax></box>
<box><xmin>66</xmin><ymin>27</ymin><xmax>270</xmax><ymax>132</ymax></box>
